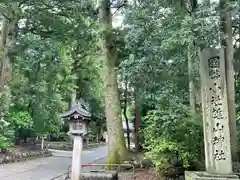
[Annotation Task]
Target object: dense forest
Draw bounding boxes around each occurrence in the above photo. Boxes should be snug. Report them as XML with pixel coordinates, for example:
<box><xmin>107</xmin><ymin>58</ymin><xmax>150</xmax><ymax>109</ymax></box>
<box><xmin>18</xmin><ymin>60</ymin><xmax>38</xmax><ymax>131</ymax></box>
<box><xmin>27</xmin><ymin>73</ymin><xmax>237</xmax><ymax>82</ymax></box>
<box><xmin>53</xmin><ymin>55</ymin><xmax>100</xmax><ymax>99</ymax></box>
<box><xmin>0</xmin><ymin>0</ymin><xmax>240</xmax><ymax>173</ymax></box>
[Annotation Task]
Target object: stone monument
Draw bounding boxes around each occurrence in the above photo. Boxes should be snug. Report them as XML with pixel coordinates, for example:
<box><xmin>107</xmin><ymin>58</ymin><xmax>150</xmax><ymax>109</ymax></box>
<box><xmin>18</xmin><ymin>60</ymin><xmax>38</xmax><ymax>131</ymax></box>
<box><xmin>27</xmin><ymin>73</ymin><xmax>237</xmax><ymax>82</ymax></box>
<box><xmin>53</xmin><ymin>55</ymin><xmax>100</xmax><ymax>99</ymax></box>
<box><xmin>185</xmin><ymin>48</ymin><xmax>239</xmax><ymax>179</ymax></box>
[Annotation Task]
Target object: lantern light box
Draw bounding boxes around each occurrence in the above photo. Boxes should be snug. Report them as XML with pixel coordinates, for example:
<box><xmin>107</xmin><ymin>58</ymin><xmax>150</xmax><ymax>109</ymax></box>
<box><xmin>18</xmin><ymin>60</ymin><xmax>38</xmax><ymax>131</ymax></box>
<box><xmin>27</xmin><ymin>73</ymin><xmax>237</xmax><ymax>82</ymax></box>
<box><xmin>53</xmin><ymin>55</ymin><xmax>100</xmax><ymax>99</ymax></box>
<box><xmin>60</xmin><ymin>103</ymin><xmax>91</xmax><ymax>136</ymax></box>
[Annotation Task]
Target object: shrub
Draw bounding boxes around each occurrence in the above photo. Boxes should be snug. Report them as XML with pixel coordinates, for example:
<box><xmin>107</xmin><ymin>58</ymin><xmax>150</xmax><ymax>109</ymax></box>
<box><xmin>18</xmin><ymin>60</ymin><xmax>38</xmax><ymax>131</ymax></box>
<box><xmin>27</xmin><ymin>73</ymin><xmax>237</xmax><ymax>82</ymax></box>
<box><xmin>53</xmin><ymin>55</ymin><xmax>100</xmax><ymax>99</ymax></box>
<box><xmin>0</xmin><ymin>117</ymin><xmax>14</xmax><ymax>152</ymax></box>
<box><xmin>10</xmin><ymin>111</ymin><xmax>33</xmax><ymax>144</ymax></box>
<box><xmin>143</xmin><ymin>103</ymin><xmax>203</xmax><ymax>172</ymax></box>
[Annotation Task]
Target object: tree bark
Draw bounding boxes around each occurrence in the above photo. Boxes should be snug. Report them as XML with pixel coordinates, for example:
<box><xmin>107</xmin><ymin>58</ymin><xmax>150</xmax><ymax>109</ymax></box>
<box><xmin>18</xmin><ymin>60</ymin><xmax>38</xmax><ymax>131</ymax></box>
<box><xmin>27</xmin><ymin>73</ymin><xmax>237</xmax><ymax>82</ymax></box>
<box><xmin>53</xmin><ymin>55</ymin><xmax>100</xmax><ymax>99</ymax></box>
<box><xmin>0</xmin><ymin>16</ymin><xmax>18</xmax><ymax>118</ymax></box>
<box><xmin>0</xmin><ymin>17</ymin><xmax>10</xmax><ymax>117</ymax></box>
<box><xmin>96</xmin><ymin>132</ymin><xmax>99</xmax><ymax>143</ymax></box>
<box><xmin>14</xmin><ymin>130</ymin><xmax>21</xmax><ymax>145</ymax></box>
<box><xmin>70</xmin><ymin>71</ymin><xmax>77</xmax><ymax>108</ymax></box>
<box><xmin>41</xmin><ymin>137</ymin><xmax>44</xmax><ymax>150</ymax></box>
<box><xmin>134</xmin><ymin>93</ymin><xmax>141</xmax><ymax>152</ymax></box>
<box><xmin>185</xmin><ymin>0</ymin><xmax>198</xmax><ymax>116</ymax></box>
<box><xmin>220</xmin><ymin>5</ymin><xmax>237</xmax><ymax>161</ymax></box>
<box><xmin>188</xmin><ymin>45</ymin><xmax>196</xmax><ymax>115</ymax></box>
<box><xmin>123</xmin><ymin>79</ymin><xmax>131</xmax><ymax>150</ymax></box>
<box><xmin>98</xmin><ymin>0</ymin><xmax>127</xmax><ymax>164</ymax></box>
<box><xmin>71</xmin><ymin>87</ymin><xmax>77</xmax><ymax>107</ymax></box>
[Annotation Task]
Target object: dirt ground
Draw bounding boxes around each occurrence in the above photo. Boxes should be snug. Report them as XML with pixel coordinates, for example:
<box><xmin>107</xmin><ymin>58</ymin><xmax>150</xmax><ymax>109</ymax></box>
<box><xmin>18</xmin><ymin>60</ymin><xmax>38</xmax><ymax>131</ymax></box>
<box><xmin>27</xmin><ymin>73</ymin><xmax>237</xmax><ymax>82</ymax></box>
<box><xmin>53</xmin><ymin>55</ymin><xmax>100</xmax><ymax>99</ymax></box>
<box><xmin>119</xmin><ymin>168</ymin><xmax>161</xmax><ymax>180</ymax></box>
<box><xmin>0</xmin><ymin>144</ymin><xmax>42</xmax><ymax>158</ymax></box>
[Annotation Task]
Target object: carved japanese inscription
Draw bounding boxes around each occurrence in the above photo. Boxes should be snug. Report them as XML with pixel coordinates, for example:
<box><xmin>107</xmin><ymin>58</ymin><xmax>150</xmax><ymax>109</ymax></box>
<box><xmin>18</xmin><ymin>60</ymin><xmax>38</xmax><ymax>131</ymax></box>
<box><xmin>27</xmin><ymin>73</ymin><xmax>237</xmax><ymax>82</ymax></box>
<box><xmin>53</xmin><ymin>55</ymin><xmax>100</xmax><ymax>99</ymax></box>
<box><xmin>208</xmin><ymin>55</ymin><xmax>226</xmax><ymax>161</ymax></box>
<box><xmin>208</xmin><ymin>56</ymin><xmax>220</xmax><ymax>79</ymax></box>
<box><xmin>200</xmin><ymin>48</ymin><xmax>232</xmax><ymax>174</ymax></box>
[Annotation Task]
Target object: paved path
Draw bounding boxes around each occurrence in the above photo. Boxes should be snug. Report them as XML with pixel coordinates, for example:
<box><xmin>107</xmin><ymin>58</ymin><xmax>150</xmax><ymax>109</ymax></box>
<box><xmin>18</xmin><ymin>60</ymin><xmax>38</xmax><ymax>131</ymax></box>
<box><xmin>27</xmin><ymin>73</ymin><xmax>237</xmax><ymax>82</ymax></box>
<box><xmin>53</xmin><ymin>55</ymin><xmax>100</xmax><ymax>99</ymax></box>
<box><xmin>0</xmin><ymin>146</ymin><xmax>107</xmax><ymax>180</ymax></box>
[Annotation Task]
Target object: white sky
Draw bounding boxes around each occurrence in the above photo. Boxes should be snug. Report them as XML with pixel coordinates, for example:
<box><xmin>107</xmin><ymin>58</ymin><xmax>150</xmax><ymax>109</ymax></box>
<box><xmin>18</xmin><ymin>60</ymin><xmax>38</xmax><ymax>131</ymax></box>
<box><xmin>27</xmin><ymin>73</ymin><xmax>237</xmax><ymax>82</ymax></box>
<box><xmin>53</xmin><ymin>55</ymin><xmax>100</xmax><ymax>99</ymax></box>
<box><xmin>112</xmin><ymin>5</ymin><xmax>125</xmax><ymax>28</ymax></box>
<box><xmin>112</xmin><ymin>13</ymin><xmax>123</xmax><ymax>28</ymax></box>
<box><xmin>199</xmin><ymin>0</ymin><xmax>219</xmax><ymax>3</ymax></box>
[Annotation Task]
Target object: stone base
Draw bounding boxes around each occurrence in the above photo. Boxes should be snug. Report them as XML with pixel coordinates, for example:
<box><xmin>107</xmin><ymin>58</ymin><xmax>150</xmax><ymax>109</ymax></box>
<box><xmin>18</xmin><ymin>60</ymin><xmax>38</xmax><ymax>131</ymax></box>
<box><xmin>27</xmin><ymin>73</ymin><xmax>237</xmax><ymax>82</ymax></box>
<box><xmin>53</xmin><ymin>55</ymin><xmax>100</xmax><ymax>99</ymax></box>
<box><xmin>185</xmin><ymin>171</ymin><xmax>239</xmax><ymax>180</ymax></box>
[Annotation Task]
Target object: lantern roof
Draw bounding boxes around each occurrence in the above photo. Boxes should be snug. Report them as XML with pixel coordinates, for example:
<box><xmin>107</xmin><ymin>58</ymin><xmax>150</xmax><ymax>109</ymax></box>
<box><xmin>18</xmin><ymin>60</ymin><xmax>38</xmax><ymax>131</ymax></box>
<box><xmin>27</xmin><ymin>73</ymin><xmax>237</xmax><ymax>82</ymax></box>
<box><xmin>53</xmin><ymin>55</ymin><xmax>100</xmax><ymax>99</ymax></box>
<box><xmin>60</xmin><ymin>102</ymin><xmax>91</xmax><ymax>120</ymax></box>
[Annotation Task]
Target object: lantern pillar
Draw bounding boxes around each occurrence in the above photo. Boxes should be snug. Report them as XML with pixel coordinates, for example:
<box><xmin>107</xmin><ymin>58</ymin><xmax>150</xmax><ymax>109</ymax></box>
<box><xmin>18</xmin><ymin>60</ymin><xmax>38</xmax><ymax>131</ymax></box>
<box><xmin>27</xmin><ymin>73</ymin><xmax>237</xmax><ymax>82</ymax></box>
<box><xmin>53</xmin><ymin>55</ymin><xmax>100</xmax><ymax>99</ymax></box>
<box><xmin>71</xmin><ymin>135</ymin><xmax>83</xmax><ymax>180</ymax></box>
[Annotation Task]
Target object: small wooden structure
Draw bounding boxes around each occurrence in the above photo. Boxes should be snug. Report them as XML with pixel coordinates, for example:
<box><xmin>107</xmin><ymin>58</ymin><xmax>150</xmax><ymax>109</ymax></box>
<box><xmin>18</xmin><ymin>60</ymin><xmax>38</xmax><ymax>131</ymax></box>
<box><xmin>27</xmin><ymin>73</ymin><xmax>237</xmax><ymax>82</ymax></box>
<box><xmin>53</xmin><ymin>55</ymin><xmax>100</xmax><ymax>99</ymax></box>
<box><xmin>61</xmin><ymin>103</ymin><xmax>91</xmax><ymax>136</ymax></box>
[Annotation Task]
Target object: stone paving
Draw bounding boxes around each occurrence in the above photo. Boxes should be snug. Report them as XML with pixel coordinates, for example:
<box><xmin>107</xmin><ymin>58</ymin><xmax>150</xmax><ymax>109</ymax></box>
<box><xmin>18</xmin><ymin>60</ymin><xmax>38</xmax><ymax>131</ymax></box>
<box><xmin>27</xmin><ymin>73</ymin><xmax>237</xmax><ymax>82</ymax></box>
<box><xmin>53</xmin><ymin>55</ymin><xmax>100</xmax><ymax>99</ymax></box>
<box><xmin>0</xmin><ymin>146</ymin><xmax>107</xmax><ymax>180</ymax></box>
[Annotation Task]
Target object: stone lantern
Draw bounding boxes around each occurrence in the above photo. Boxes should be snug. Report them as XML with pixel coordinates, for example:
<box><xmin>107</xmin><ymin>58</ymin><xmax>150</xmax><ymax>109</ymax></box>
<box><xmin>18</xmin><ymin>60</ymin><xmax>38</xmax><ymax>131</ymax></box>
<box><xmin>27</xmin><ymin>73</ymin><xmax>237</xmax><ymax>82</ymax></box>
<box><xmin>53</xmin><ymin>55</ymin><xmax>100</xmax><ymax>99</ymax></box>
<box><xmin>60</xmin><ymin>102</ymin><xmax>91</xmax><ymax>180</ymax></box>
<box><xmin>61</xmin><ymin>104</ymin><xmax>91</xmax><ymax>136</ymax></box>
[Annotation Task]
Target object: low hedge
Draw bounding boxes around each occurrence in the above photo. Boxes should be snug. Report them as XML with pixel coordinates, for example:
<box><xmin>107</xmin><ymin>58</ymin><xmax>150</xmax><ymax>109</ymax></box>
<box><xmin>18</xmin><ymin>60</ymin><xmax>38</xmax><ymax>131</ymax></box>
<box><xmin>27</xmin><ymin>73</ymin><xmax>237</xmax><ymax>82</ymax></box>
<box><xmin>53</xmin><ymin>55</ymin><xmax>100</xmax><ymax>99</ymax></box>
<box><xmin>47</xmin><ymin>142</ymin><xmax>106</xmax><ymax>151</ymax></box>
<box><xmin>0</xmin><ymin>150</ymin><xmax>51</xmax><ymax>164</ymax></box>
<box><xmin>47</xmin><ymin>143</ymin><xmax>73</xmax><ymax>151</ymax></box>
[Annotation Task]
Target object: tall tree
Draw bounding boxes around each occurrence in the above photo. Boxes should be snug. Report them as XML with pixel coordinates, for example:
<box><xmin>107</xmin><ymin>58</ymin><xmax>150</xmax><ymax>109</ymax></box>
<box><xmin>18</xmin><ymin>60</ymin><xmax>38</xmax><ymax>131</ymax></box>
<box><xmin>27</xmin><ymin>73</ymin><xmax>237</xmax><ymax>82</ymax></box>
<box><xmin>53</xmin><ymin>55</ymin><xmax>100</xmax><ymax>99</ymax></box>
<box><xmin>188</xmin><ymin>44</ymin><xmax>196</xmax><ymax>115</ymax></box>
<box><xmin>98</xmin><ymin>0</ymin><xmax>127</xmax><ymax>164</ymax></box>
<box><xmin>134</xmin><ymin>91</ymin><xmax>141</xmax><ymax>152</ymax></box>
<box><xmin>123</xmin><ymin>79</ymin><xmax>131</xmax><ymax>150</ymax></box>
<box><xmin>186</xmin><ymin>0</ymin><xmax>198</xmax><ymax>116</ymax></box>
<box><xmin>219</xmin><ymin>0</ymin><xmax>237</xmax><ymax>161</ymax></box>
<box><xmin>0</xmin><ymin>2</ymin><xmax>19</xmax><ymax>120</ymax></box>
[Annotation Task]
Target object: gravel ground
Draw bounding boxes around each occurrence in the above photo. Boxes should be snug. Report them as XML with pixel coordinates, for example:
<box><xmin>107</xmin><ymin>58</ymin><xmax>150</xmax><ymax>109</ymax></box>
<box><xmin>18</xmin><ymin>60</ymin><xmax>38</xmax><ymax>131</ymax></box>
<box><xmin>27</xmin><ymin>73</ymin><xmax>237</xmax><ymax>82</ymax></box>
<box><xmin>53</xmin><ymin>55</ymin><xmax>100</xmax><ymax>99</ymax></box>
<box><xmin>119</xmin><ymin>169</ymin><xmax>161</xmax><ymax>180</ymax></box>
<box><xmin>60</xmin><ymin>167</ymin><xmax>160</xmax><ymax>180</ymax></box>
<box><xmin>53</xmin><ymin>156</ymin><xmax>160</xmax><ymax>180</ymax></box>
<box><xmin>52</xmin><ymin>157</ymin><xmax>107</xmax><ymax>180</ymax></box>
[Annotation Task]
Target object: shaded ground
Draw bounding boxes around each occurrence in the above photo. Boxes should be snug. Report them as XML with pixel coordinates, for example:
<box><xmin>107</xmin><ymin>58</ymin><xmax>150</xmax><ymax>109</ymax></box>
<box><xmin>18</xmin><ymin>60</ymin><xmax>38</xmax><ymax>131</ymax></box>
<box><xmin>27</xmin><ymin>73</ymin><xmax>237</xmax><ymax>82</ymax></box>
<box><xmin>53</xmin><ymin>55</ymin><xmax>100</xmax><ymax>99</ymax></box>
<box><xmin>0</xmin><ymin>144</ymin><xmax>41</xmax><ymax>155</ymax></box>
<box><xmin>47</xmin><ymin>141</ymin><xmax>106</xmax><ymax>151</ymax></box>
<box><xmin>0</xmin><ymin>143</ymin><xmax>44</xmax><ymax>163</ymax></box>
<box><xmin>0</xmin><ymin>141</ymin><xmax>106</xmax><ymax>159</ymax></box>
<box><xmin>55</xmin><ymin>157</ymin><xmax>108</xmax><ymax>180</ymax></box>
<box><xmin>57</xmin><ymin>156</ymin><xmax>160</xmax><ymax>180</ymax></box>
<box><xmin>119</xmin><ymin>169</ymin><xmax>161</xmax><ymax>180</ymax></box>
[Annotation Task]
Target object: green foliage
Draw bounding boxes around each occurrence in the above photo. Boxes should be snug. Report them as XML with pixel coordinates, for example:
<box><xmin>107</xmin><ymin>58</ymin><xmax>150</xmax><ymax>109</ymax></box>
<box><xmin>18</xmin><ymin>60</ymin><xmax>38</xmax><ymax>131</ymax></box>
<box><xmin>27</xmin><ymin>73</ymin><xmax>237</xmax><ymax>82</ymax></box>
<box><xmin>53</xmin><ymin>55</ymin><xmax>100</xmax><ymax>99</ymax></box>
<box><xmin>0</xmin><ymin>90</ymin><xmax>13</xmax><ymax>150</ymax></box>
<box><xmin>0</xmin><ymin>117</ymin><xmax>14</xmax><ymax>151</ymax></box>
<box><xmin>0</xmin><ymin>0</ymin><xmax>105</xmax><ymax>147</ymax></box>
<box><xmin>1</xmin><ymin>0</ymin><xmax>238</xmax><ymax>174</ymax></box>
<box><xmin>118</xmin><ymin>2</ymin><xmax>230</xmax><ymax>171</ymax></box>
<box><xmin>9</xmin><ymin>111</ymin><xmax>33</xmax><ymax>144</ymax></box>
<box><xmin>10</xmin><ymin>111</ymin><xmax>33</xmax><ymax>129</ymax></box>
<box><xmin>144</xmin><ymin>103</ymin><xmax>203</xmax><ymax>171</ymax></box>
<box><xmin>11</xmin><ymin>34</ymin><xmax>71</xmax><ymax>138</ymax></box>
<box><xmin>88</xmin><ymin>121</ymin><xmax>99</xmax><ymax>142</ymax></box>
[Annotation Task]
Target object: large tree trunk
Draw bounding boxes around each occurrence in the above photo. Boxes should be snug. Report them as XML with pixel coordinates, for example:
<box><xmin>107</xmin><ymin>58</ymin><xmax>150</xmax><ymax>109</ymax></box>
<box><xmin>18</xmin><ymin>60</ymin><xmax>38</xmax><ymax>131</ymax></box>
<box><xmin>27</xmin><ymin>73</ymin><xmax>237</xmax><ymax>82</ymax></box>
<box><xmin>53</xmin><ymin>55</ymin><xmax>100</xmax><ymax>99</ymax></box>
<box><xmin>70</xmin><ymin>70</ymin><xmax>77</xmax><ymax>108</ymax></box>
<box><xmin>134</xmin><ymin>93</ymin><xmax>141</xmax><ymax>152</ymax></box>
<box><xmin>99</xmin><ymin>0</ymin><xmax>127</xmax><ymax>164</ymax></box>
<box><xmin>41</xmin><ymin>137</ymin><xmax>45</xmax><ymax>150</ymax></box>
<box><xmin>0</xmin><ymin>16</ymin><xmax>18</xmax><ymax>118</ymax></box>
<box><xmin>220</xmin><ymin>1</ymin><xmax>237</xmax><ymax>161</ymax></box>
<box><xmin>188</xmin><ymin>45</ymin><xmax>196</xmax><ymax>115</ymax></box>
<box><xmin>71</xmin><ymin>85</ymin><xmax>77</xmax><ymax>107</ymax></box>
<box><xmin>0</xmin><ymin>17</ymin><xmax>10</xmax><ymax>117</ymax></box>
<box><xmin>183</xmin><ymin>0</ymin><xmax>198</xmax><ymax>116</ymax></box>
<box><xmin>123</xmin><ymin>79</ymin><xmax>131</xmax><ymax>150</ymax></box>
